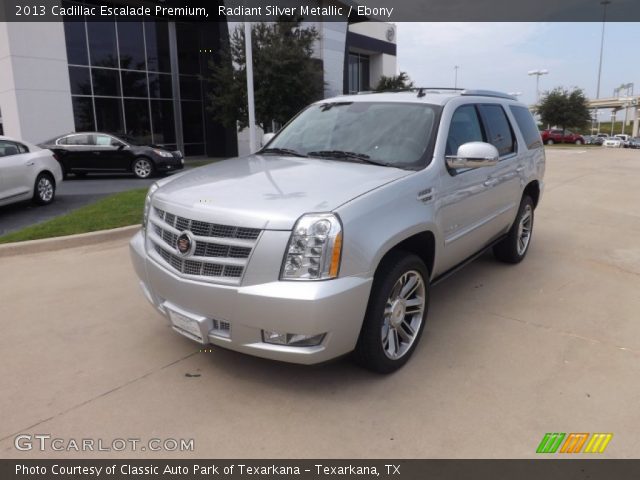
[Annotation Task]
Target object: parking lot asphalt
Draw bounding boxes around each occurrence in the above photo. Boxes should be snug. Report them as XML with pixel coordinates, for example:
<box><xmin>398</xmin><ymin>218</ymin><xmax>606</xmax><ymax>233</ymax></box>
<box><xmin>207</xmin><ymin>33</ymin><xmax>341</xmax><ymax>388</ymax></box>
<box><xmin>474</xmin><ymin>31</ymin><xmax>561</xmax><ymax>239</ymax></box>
<box><xmin>1</xmin><ymin>148</ymin><xmax>639</xmax><ymax>459</ymax></box>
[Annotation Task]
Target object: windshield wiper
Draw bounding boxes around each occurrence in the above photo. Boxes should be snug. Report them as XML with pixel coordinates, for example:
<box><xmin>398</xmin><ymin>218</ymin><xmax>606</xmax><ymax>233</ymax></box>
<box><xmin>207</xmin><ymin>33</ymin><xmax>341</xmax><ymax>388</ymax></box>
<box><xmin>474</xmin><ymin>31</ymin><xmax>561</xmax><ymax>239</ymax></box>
<box><xmin>259</xmin><ymin>147</ymin><xmax>307</xmax><ymax>158</ymax></box>
<box><xmin>307</xmin><ymin>150</ymin><xmax>394</xmax><ymax>167</ymax></box>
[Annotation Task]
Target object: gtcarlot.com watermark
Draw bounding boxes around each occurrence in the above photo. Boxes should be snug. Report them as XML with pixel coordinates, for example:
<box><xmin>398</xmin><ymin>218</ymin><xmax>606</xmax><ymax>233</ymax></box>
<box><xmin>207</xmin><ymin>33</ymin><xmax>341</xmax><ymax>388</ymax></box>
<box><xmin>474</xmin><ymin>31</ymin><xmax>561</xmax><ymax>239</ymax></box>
<box><xmin>15</xmin><ymin>434</ymin><xmax>194</xmax><ymax>453</ymax></box>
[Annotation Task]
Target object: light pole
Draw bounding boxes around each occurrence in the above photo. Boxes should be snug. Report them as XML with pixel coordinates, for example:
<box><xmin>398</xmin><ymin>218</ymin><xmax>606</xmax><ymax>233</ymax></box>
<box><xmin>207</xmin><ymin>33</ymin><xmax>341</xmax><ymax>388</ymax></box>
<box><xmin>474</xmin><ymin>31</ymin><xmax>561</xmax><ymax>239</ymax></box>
<box><xmin>454</xmin><ymin>65</ymin><xmax>459</xmax><ymax>89</ymax></box>
<box><xmin>528</xmin><ymin>69</ymin><xmax>548</xmax><ymax>103</ymax></box>
<box><xmin>245</xmin><ymin>22</ymin><xmax>257</xmax><ymax>153</ymax></box>
<box><xmin>596</xmin><ymin>0</ymin><xmax>611</xmax><ymax>99</ymax></box>
<box><xmin>593</xmin><ymin>0</ymin><xmax>613</xmax><ymax>138</ymax></box>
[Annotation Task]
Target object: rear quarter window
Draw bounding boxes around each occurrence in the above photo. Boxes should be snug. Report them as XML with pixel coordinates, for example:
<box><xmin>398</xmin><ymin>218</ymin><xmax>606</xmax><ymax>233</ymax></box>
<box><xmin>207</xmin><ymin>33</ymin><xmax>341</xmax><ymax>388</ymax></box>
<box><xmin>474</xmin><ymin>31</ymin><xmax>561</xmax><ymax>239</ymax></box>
<box><xmin>510</xmin><ymin>106</ymin><xmax>543</xmax><ymax>150</ymax></box>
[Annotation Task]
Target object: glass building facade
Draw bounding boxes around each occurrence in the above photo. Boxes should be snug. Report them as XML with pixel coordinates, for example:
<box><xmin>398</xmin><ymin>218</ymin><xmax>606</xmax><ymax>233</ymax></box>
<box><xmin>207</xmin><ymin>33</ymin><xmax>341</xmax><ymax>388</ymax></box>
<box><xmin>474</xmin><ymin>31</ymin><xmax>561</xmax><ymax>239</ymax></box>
<box><xmin>62</xmin><ymin>2</ymin><xmax>236</xmax><ymax>157</ymax></box>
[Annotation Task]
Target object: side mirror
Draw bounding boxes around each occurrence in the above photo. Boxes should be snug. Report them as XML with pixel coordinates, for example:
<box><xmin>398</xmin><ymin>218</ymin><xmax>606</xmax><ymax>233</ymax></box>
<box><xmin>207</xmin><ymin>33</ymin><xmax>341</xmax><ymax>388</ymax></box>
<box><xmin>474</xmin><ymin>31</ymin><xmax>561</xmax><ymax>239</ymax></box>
<box><xmin>446</xmin><ymin>142</ymin><xmax>499</xmax><ymax>169</ymax></box>
<box><xmin>261</xmin><ymin>133</ymin><xmax>275</xmax><ymax>147</ymax></box>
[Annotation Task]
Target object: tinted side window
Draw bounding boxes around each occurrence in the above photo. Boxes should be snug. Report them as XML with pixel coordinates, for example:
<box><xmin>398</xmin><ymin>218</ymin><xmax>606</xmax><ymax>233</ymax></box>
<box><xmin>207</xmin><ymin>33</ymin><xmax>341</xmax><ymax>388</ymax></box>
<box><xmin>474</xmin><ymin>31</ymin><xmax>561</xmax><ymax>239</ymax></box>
<box><xmin>16</xmin><ymin>143</ymin><xmax>29</xmax><ymax>153</ymax></box>
<box><xmin>95</xmin><ymin>134</ymin><xmax>112</xmax><ymax>146</ymax></box>
<box><xmin>510</xmin><ymin>106</ymin><xmax>543</xmax><ymax>150</ymax></box>
<box><xmin>0</xmin><ymin>141</ymin><xmax>20</xmax><ymax>157</ymax></box>
<box><xmin>478</xmin><ymin>104</ymin><xmax>515</xmax><ymax>156</ymax></box>
<box><xmin>66</xmin><ymin>134</ymin><xmax>92</xmax><ymax>145</ymax></box>
<box><xmin>445</xmin><ymin>105</ymin><xmax>485</xmax><ymax>156</ymax></box>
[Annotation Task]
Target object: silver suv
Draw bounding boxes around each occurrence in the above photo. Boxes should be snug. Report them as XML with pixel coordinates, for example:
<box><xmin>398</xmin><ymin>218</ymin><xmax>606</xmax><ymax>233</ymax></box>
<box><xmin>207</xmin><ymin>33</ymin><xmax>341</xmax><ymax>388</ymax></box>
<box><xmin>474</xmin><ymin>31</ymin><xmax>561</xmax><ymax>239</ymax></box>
<box><xmin>130</xmin><ymin>89</ymin><xmax>545</xmax><ymax>373</ymax></box>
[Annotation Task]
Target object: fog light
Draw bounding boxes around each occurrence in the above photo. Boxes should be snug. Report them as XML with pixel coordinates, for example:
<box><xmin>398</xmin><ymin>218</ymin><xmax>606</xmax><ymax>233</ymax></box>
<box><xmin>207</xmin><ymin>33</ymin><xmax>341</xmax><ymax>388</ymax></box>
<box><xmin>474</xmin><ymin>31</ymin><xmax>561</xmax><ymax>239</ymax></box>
<box><xmin>262</xmin><ymin>330</ymin><xmax>325</xmax><ymax>347</ymax></box>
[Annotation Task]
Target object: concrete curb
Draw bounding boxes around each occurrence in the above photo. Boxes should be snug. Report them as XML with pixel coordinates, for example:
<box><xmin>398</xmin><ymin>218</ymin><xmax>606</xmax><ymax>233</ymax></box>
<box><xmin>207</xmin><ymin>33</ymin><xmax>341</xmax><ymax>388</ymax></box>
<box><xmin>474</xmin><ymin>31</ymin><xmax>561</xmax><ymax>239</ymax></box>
<box><xmin>0</xmin><ymin>225</ymin><xmax>140</xmax><ymax>258</ymax></box>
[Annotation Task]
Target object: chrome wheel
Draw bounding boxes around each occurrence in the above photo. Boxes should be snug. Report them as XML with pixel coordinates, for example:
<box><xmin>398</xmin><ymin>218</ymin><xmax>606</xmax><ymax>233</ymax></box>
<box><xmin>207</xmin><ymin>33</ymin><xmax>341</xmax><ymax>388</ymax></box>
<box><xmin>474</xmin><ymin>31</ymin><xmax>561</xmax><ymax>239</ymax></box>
<box><xmin>134</xmin><ymin>158</ymin><xmax>152</xmax><ymax>178</ymax></box>
<box><xmin>37</xmin><ymin>176</ymin><xmax>54</xmax><ymax>202</ymax></box>
<box><xmin>381</xmin><ymin>270</ymin><xmax>426</xmax><ymax>360</ymax></box>
<box><xmin>517</xmin><ymin>204</ymin><xmax>533</xmax><ymax>256</ymax></box>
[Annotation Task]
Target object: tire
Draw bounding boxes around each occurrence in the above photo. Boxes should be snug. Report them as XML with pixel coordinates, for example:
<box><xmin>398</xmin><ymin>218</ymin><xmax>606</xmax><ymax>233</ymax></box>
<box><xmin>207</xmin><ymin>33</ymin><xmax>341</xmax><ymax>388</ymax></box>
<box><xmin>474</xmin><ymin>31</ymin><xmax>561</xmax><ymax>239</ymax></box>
<box><xmin>354</xmin><ymin>251</ymin><xmax>430</xmax><ymax>374</ymax></box>
<box><xmin>493</xmin><ymin>195</ymin><xmax>535</xmax><ymax>264</ymax></box>
<box><xmin>32</xmin><ymin>173</ymin><xmax>56</xmax><ymax>206</ymax></box>
<box><xmin>575</xmin><ymin>139</ymin><xmax>583</xmax><ymax>145</ymax></box>
<box><xmin>546</xmin><ymin>139</ymin><xmax>554</xmax><ymax>145</ymax></box>
<box><xmin>132</xmin><ymin>157</ymin><xmax>154</xmax><ymax>179</ymax></box>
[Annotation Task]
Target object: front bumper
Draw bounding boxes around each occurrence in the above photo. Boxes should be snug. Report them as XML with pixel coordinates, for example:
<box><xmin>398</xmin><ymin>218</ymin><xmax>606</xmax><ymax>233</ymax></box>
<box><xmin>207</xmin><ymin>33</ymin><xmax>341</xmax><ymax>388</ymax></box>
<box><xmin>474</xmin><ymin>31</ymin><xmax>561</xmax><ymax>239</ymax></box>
<box><xmin>129</xmin><ymin>231</ymin><xmax>372</xmax><ymax>364</ymax></box>
<box><xmin>155</xmin><ymin>159</ymin><xmax>184</xmax><ymax>173</ymax></box>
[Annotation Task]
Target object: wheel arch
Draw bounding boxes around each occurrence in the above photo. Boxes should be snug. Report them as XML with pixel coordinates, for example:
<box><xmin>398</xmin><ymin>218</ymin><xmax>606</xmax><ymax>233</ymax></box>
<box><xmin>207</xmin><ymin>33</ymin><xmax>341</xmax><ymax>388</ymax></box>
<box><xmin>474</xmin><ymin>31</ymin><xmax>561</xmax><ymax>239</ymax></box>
<box><xmin>35</xmin><ymin>169</ymin><xmax>57</xmax><ymax>188</ymax></box>
<box><xmin>131</xmin><ymin>154</ymin><xmax>154</xmax><ymax>168</ymax></box>
<box><xmin>373</xmin><ymin>230</ymin><xmax>436</xmax><ymax>280</ymax></box>
<box><xmin>523</xmin><ymin>180</ymin><xmax>540</xmax><ymax>208</ymax></box>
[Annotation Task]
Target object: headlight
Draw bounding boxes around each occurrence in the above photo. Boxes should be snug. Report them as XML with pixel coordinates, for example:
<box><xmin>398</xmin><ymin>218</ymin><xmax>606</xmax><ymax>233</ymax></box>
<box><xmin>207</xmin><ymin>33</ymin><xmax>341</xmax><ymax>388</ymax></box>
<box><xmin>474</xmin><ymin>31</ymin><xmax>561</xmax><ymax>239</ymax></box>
<box><xmin>142</xmin><ymin>183</ymin><xmax>159</xmax><ymax>231</ymax></box>
<box><xmin>152</xmin><ymin>148</ymin><xmax>173</xmax><ymax>158</ymax></box>
<box><xmin>281</xmin><ymin>213</ymin><xmax>343</xmax><ymax>280</ymax></box>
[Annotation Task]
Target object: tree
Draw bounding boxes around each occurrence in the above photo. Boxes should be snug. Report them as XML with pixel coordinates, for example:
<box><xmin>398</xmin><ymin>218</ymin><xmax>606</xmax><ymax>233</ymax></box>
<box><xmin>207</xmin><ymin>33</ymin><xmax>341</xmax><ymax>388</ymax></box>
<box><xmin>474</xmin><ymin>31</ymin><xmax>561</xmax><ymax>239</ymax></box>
<box><xmin>536</xmin><ymin>87</ymin><xmax>591</xmax><ymax>137</ymax></box>
<box><xmin>207</xmin><ymin>17</ymin><xmax>324</xmax><ymax>131</ymax></box>
<box><xmin>374</xmin><ymin>72</ymin><xmax>414</xmax><ymax>92</ymax></box>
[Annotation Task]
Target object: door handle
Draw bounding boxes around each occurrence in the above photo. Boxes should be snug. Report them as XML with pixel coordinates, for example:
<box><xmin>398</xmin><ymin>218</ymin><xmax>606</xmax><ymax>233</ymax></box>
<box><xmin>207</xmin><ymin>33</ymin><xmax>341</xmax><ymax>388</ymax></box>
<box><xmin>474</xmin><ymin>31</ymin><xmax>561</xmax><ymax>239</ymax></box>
<box><xmin>516</xmin><ymin>165</ymin><xmax>525</xmax><ymax>173</ymax></box>
<box><xmin>483</xmin><ymin>178</ymin><xmax>499</xmax><ymax>187</ymax></box>
<box><xmin>26</xmin><ymin>161</ymin><xmax>35</xmax><ymax>166</ymax></box>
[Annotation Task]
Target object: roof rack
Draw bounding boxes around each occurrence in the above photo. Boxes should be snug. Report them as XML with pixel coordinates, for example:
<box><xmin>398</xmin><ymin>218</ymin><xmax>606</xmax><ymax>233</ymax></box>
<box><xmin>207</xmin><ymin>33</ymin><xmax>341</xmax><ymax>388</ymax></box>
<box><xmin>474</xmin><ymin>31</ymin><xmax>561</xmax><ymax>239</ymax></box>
<box><xmin>351</xmin><ymin>88</ymin><xmax>516</xmax><ymax>100</ymax></box>
<box><xmin>461</xmin><ymin>89</ymin><xmax>517</xmax><ymax>100</ymax></box>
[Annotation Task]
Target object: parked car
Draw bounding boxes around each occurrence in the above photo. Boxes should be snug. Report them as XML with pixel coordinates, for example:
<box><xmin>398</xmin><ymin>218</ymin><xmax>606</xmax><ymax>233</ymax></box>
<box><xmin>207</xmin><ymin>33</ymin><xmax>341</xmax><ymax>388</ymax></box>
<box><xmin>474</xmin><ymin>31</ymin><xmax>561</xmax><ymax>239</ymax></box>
<box><xmin>625</xmin><ymin>137</ymin><xmax>640</xmax><ymax>149</ymax></box>
<box><xmin>594</xmin><ymin>133</ymin><xmax>609</xmax><ymax>145</ymax></box>
<box><xmin>602</xmin><ymin>137</ymin><xmax>623</xmax><ymax>148</ymax></box>
<box><xmin>0</xmin><ymin>135</ymin><xmax>63</xmax><ymax>207</ymax></box>
<box><xmin>40</xmin><ymin>132</ymin><xmax>184</xmax><ymax>179</ymax></box>
<box><xmin>613</xmin><ymin>134</ymin><xmax>631</xmax><ymax>147</ymax></box>
<box><xmin>581</xmin><ymin>134</ymin><xmax>596</xmax><ymax>145</ymax></box>
<box><xmin>540</xmin><ymin>129</ymin><xmax>585</xmax><ymax>145</ymax></box>
<box><xmin>130</xmin><ymin>89</ymin><xmax>545</xmax><ymax>373</ymax></box>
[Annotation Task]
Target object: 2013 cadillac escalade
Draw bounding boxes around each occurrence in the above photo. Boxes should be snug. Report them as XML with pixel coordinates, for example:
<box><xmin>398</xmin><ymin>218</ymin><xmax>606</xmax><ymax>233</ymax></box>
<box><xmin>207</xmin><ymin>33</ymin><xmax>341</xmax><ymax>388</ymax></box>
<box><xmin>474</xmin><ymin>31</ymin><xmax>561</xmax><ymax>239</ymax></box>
<box><xmin>129</xmin><ymin>89</ymin><xmax>545</xmax><ymax>373</ymax></box>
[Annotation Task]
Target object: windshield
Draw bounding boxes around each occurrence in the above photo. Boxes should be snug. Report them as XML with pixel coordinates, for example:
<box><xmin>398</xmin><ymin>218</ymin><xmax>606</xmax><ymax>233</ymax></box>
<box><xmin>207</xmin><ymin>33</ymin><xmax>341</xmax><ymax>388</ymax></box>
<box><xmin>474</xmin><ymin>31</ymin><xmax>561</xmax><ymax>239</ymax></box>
<box><xmin>266</xmin><ymin>101</ymin><xmax>439</xmax><ymax>169</ymax></box>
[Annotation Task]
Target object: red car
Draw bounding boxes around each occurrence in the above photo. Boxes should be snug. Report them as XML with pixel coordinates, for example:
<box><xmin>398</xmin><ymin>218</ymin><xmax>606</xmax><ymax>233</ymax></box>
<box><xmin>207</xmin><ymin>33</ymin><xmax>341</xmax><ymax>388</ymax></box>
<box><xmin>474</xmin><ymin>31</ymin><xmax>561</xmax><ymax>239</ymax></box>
<box><xmin>540</xmin><ymin>129</ymin><xmax>585</xmax><ymax>145</ymax></box>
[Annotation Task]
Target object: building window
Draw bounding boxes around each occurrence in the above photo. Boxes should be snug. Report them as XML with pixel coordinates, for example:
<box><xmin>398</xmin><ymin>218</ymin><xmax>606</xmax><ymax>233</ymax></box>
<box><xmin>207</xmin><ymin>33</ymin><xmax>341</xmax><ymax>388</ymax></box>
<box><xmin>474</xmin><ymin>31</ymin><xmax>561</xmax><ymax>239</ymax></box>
<box><xmin>117</xmin><ymin>21</ymin><xmax>146</xmax><ymax>71</ymax></box>
<box><xmin>176</xmin><ymin>22</ymin><xmax>205</xmax><ymax>155</ymax></box>
<box><xmin>88</xmin><ymin>20</ymin><xmax>118</xmax><ymax>68</ymax></box>
<box><xmin>71</xmin><ymin>97</ymin><xmax>95</xmax><ymax>131</ymax></box>
<box><xmin>64</xmin><ymin>5</ymin><xmax>220</xmax><ymax>156</ymax></box>
<box><xmin>65</xmin><ymin>9</ymin><xmax>176</xmax><ymax>148</ymax></box>
<box><xmin>348</xmin><ymin>53</ymin><xmax>370</xmax><ymax>94</ymax></box>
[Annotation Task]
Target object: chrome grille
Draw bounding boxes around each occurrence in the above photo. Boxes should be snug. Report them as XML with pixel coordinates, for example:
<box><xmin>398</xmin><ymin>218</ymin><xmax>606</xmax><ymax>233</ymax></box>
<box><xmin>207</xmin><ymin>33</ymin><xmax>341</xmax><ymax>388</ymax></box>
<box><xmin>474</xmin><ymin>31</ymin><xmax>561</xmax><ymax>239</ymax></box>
<box><xmin>149</xmin><ymin>206</ymin><xmax>262</xmax><ymax>284</ymax></box>
<box><xmin>154</xmin><ymin>245</ymin><xmax>244</xmax><ymax>279</ymax></box>
<box><xmin>155</xmin><ymin>207</ymin><xmax>260</xmax><ymax>240</ymax></box>
<box><xmin>153</xmin><ymin>223</ymin><xmax>251</xmax><ymax>259</ymax></box>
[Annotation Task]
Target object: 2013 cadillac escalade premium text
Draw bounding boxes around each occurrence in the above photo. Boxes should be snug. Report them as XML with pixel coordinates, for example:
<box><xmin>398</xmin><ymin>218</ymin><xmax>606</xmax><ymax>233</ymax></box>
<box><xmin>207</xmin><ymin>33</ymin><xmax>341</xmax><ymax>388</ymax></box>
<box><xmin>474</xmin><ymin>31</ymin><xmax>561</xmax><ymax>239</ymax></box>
<box><xmin>129</xmin><ymin>89</ymin><xmax>545</xmax><ymax>373</ymax></box>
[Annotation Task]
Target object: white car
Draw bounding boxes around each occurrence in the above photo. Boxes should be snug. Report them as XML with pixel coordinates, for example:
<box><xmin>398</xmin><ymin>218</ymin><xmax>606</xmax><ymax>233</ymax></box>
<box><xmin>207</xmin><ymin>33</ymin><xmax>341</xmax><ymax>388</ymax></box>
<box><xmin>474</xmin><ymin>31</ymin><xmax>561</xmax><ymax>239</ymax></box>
<box><xmin>602</xmin><ymin>137</ymin><xmax>623</xmax><ymax>148</ymax></box>
<box><xmin>0</xmin><ymin>135</ymin><xmax>63</xmax><ymax>207</ymax></box>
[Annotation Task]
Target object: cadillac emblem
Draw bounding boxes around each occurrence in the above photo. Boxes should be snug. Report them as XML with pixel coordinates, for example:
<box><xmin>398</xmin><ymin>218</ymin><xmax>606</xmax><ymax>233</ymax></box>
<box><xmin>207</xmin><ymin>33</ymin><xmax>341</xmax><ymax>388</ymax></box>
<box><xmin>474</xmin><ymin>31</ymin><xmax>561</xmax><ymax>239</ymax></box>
<box><xmin>176</xmin><ymin>231</ymin><xmax>194</xmax><ymax>256</ymax></box>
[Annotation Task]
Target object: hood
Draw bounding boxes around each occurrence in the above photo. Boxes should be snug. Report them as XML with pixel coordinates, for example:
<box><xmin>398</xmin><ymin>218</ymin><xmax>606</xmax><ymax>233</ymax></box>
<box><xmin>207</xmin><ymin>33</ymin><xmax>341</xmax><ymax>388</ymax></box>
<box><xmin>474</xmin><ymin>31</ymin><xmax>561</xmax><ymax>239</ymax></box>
<box><xmin>152</xmin><ymin>154</ymin><xmax>411</xmax><ymax>230</ymax></box>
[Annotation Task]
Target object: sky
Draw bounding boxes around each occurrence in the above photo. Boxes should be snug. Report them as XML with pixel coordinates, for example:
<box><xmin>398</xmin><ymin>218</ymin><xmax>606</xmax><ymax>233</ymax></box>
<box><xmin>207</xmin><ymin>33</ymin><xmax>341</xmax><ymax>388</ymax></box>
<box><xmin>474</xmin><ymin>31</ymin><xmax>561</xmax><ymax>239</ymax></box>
<box><xmin>396</xmin><ymin>22</ymin><xmax>640</xmax><ymax>110</ymax></box>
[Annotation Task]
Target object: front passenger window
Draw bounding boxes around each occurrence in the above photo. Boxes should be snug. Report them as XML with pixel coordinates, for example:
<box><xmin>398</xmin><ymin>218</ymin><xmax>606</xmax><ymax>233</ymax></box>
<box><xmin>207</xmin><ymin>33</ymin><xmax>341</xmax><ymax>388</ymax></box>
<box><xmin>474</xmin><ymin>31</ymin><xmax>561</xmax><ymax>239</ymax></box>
<box><xmin>445</xmin><ymin>105</ymin><xmax>485</xmax><ymax>156</ymax></box>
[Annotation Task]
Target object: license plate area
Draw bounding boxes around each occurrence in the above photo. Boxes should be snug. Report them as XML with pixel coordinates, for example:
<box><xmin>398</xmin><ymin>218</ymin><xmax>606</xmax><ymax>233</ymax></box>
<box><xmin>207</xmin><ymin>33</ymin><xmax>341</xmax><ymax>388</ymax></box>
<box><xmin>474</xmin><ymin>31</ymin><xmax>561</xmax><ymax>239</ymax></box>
<box><xmin>167</xmin><ymin>308</ymin><xmax>208</xmax><ymax>344</ymax></box>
